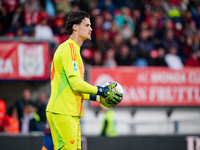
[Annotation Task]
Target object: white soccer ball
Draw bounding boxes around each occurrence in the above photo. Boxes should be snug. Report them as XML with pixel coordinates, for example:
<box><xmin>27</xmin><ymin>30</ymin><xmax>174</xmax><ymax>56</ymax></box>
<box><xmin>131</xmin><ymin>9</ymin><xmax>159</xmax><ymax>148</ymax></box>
<box><xmin>103</xmin><ymin>81</ymin><xmax>124</xmax><ymax>99</ymax></box>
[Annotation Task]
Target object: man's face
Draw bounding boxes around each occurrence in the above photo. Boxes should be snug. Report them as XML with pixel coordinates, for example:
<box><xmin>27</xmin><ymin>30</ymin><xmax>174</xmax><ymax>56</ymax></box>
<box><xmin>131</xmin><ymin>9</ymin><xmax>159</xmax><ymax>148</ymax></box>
<box><xmin>77</xmin><ymin>17</ymin><xmax>92</xmax><ymax>41</ymax></box>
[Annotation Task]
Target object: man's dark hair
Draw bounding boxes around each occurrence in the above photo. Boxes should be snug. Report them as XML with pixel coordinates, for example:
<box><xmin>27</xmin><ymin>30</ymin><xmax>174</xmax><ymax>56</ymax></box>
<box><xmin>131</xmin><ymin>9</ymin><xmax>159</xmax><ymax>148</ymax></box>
<box><xmin>65</xmin><ymin>11</ymin><xmax>90</xmax><ymax>36</ymax></box>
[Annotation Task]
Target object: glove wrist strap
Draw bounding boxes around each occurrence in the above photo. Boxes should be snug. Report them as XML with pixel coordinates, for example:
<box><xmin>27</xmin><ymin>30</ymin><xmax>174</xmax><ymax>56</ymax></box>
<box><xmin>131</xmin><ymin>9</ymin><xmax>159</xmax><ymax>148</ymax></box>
<box><xmin>89</xmin><ymin>95</ymin><xmax>100</xmax><ymax>102</ymax></box>
<box><xmin>90</xmin><ymin>95</ymin><xmax>97</xmax><ymax>101</ymax></box>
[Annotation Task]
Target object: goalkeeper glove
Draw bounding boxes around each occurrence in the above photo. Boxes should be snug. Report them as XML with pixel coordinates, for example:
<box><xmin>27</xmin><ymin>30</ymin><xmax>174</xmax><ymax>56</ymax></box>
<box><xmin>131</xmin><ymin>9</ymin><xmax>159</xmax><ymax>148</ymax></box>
<box><xmin>97</xmin><ymin>82</ymin><xmax>122</xmax><ymax>105</ymax></box>
<box><xmin>90</xmin><ymin>95</ymin><xmax>114</xmax><ymax>108</ymax></box>
<box><xmin>98</xmin><ymin>95</ymin><xmax>114</xmax><ymax>108</ymax></box>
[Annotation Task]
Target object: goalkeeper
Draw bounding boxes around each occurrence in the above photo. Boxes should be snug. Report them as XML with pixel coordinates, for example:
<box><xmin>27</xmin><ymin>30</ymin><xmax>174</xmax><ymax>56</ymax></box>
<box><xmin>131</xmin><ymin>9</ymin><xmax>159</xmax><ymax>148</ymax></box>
<box><xmin>46</xmin><ymin>11</ymin><xmax>122</xmax><ymax>150</ymax></box>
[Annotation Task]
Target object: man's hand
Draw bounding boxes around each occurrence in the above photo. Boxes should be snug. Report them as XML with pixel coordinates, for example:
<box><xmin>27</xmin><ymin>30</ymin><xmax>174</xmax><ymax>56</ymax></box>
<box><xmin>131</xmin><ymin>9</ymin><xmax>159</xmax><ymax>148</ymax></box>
<box><xmin>97</xmin><ymin>82</ymin><xmax>122</xmax><ymax>106</ymax></box>
<box><xmin>96</xmin><ymin>95</ymin><xmax>112</xmax><ymax>108</ymax></box>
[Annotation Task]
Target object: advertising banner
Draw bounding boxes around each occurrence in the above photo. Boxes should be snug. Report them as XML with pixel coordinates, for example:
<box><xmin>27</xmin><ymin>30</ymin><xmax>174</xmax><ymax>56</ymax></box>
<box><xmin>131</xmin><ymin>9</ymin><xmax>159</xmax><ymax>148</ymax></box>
<box><xmin>0</xmin><ymin>42</ymin><xmax>50</xmax><ymax>80</ymax></box>
<box><xmin>90</xmin><ymin>67</ymin><xmax>200</xmax><ymax>107</ymax></box>
<box><xmin>87</xmin><ymin>135</ymin><xmax>200</xmax><ymax>150</ymax></box>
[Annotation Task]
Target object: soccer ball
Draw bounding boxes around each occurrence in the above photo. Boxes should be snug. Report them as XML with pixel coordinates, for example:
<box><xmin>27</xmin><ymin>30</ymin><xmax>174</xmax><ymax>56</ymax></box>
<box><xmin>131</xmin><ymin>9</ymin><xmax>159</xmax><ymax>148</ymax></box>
<box><xmin>103</xmin><ymin>81</ymin><xmax>124</xmax><ymax>100</ymax></box>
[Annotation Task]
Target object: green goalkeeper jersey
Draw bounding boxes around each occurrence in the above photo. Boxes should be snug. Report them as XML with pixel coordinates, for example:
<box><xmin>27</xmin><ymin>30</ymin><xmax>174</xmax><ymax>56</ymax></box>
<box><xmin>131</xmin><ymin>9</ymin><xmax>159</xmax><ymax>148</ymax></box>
<box><xmin>46</xmin><ymin>39</ymin><xmax>97</xmax><ymax>117</ymax></box>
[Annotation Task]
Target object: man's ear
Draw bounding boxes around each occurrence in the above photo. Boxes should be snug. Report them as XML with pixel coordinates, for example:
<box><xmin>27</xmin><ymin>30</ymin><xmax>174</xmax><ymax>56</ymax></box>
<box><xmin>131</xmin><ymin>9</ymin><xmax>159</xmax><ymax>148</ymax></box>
<box><xmin>72</xmin><ymin>24</ymin><xmax>78</xmax><ymax>31</ymax></box>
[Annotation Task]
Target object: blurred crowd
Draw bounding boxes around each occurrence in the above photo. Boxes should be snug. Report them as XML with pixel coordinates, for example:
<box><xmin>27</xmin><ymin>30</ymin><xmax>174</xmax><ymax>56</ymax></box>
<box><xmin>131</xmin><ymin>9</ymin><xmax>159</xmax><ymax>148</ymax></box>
<box><xmin>0</xmin><ymin>89</ymin><xmax>48</xmax><ymax>133</ymax></box>
<box><xmin>1</xmin><ymin>0</ymin><xmax>200</xmax><ymax>69</ymax></box>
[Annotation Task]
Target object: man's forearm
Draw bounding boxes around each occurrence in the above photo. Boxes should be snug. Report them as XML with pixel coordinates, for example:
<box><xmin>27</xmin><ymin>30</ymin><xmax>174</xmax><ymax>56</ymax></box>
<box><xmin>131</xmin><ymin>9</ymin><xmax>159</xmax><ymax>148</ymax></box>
<box><xmin>68</xmin><ymin>75</ymin><xmax>98</xmax><ymax>94</ymax></box>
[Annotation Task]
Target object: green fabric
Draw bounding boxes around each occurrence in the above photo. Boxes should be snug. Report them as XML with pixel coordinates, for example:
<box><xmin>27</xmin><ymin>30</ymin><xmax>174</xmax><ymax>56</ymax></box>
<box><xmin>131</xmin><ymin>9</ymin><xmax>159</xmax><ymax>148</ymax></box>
<box><xmin>51</xmin><ymin>113</ymin><xmax>65</xmax><ymax>150</ymax></box>
<box><xmin>168</xmin><ymin>9</ymin><xmax>181</xmax><ymax>17</ymax></box>
<box><xmin>53</xmin><ymin>67</ymin><xmax>70</xmax><ymax>104</ymax></box>
<box><xmin>33</xmin><ymin>112</ymin><xmax>40</xmax><ymax>121</ymax></box>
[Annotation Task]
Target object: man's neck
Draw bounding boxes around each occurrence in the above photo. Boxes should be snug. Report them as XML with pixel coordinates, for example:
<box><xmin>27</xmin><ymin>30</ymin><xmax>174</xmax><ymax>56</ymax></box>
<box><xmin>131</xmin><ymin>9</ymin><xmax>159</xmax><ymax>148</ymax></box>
<box><xmin>69</xmin><ymin>34</ymin><xmax>83</xmax><ymax>47</ymax></box>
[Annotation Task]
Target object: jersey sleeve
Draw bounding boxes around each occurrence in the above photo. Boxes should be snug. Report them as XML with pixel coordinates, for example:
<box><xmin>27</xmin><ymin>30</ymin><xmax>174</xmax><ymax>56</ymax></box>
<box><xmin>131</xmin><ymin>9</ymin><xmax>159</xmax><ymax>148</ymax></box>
<box><xmin>83</xmin><ymin>94</ymin><xmax>90</xmax><ymax>100</ymax></box>
<box><xmin>68</xmin><ymin>75</ymin><xmax>98</xmax><ymax>94</ymax></box>
<box><xmin>60</xmin><ymin>43</ymin><xmax>80</xmax><ymax>77</ymax></box>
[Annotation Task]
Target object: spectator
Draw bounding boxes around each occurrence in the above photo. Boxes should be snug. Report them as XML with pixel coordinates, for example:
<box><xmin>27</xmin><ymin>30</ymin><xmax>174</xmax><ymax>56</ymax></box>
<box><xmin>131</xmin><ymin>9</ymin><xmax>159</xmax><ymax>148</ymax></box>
<box><xmin>114</xmin><ymin>7</ymin><xmax>134</xmax><ymax>29</ymax></box>
<box><xmin>34</xmin><ymin>92</ymin><xmax>48</xmax><ymax>130</ymax></box>
<box><xmin>179</xmin><ymin>0</ymin><xmax>188</xmax><ymax>13</ymax></box>
<box><xmin>113</xmin><ymin>0</ymin><xmax>129</xmax><ymax>9</ymax></box>
<box><xmin>138</xmin><ymin>29</ymin><xmax>154</xmax><ymax>54</ymax></box>
<box><xmin>133</xmin><ymin>33</ymin><xmax>149</xmax><ymax>67</ymax></box>
<box><xmin>45</xmin><ymin>0</ymin><xmax>56</xmax><ymax>17</ymax></box>
<box><xmin>29</xmin><ymin>0</ymin><xmax>40</xmax><ymax>13</ymax></box>
<box><xmin>22</xmin><ymin>2</ymin><xmax>34</xmax><ymax>34</ymax></box>
<box><xmin>4</xmin><ymin>106</ymin><xmax>20</xmax><ymax>133</ymax></box>
<box><xmin>185</xmin><ymin>20</ymin><xmax>199</xmax><ymax>38</ymax></box>
<box><xmin>81</xmin><ymin>48</ymin><xmax>93</xmax><ymax>65</ymax></box>
<box><xmin>185</xmin><ymin>51</ymin><xmax>199</xmax><ymax>67</ymax></box>
<box><xmin>103</xmin><ymin>48</ymin><xmax>117</xmax><ymax>68</ymax></box>
<box><xmin>102</xmin><ymin>10</ymin><xmax>113</xmax><ymax>31</ymax></box>
<box><xmin>162</xmin><ymin>0</ymin><xmax>182</xmax><ymax>22</ymax></box>
<box><xmin>0</xmin><ymin>99</ymin><xmax>6</xmax><ymax>132</ymax></box>
<box><xmin>54</xmin><ymin>26</ymin><xmax>68</xmax><ymax>44</ymax></box>
<box><xmin>115</xmin><ymin>44</ymin><xmax>131</xmax><ymax>66</ymax></box>
<box><xmin>119</xmin><ymin>20</ymin><xmax>133</xmax><ymax>41</ymax></box>
<box><xmin>100</xmin><ymin>106</ymin><xmax>118</xmax><ymax>137</ymax></box>
<box><xmin>20</xmin><ymin>103</ymin><xmax>40</xmax><ymax>133</ymax></box>
<box><xmin>183</xmin><ymin>10</ymin><xmax>193</xmax><ymax>27</ymax></box>
<box><xmin>9</xmin><ymin>5</ymin><xmax>24</xmax><ymax>34</ymax></box>
<box><xmin>96</xmin><ymin>30</ymin><xmax>112</xmax><ymax>53</ymax></box>
<box><xmin>91</xmin><ymin>50</ymin><xmax>103</xmax><ymax>66</ymax></box>
<box><xmin>71</xmin><ymin>3</ymin><xmax>81</xmax><ymax>12</ymax></box>
<box><xmin>133</xmin><ymin>58</ymin><xmax>148</xmax><ymax>67</ymax></box>
<box><xmin>28</xmin><ymin>27</ymin><xmax>35</xmax><ymax>37</ymax></box>
<box><xmin>34</xmin><ymin>6</ymin><xmax>49</xmax><ymax>25</ymax></box>
<box><xmin>96</xmin><ymin>0</ymin><xmax>116</xmax><ymax>16</ymax></box>
<box><xmin>93</xmin><ymin>15</ymin><xmax>104</xmax><ymax>43</ymax></box>
<box><xmin>173</xmin><ymin>21</ymin><xmax>185</xmax><ymax>43</ymax></box>
<box><xmin>192</xmin><ymin>4</ymin><xmax>200</xmax><ymax>29</ymax></box>
<box><xmin>152</xmin><ymin>47</ymin><xmax>168</xmax><ymax>67</ymax></box>
<box><xmin>15</xmin><ymin>88</ymin><xmax>34</xmax><ymax>121</ymax></box>
<box><xmin>148</xmin><ymin>16</ymin><xmax>162</xmax><ymax>47</ymax></box>
<box><xmin>15</xmin><ymin>27</ymin><xmax>26</xmax><ymax>38</ymax></box>
<box><xmin>135</xmin><ymin>21</ymin><xmax>149</xmax><ymax>38</ymax></box>
<box><xmin>52</xmin><ymin>11</ymin><xmax>65</xmax><ymax>35</ymax></box>
<box><xmin>34</xmin><ymin>17</ymin><xmax>54</xmax><ymax>40</ymax></box>
<box><xmin>4</xmin><ymin>0</ymin><xmax>18</xmax><ymax>13</ymax></box>
<box><xmin>164</xmin><ymin>46</ymin><xmax>184</xmax><ymax>69</ymax></box>
<box><xmin>162</xmin><ymin>29</ymin><xmax>179</xmax><ymax>53</ymax></box>
<box><xmin>132</xmin><ymin>9</ymin><xmax>142</xmax><ymax>29</ymax></box>
<box><xmin>55</xmin><ymin>0</ymin><xmax>72</xmax><ymax>15</ymax></box>
<box><xmin>0</xmin><ymin>6</ymin><xmax>13</xmax><ymax>35</ymax></box>
<box><xmin>144</xmin><ymin>2</ymin><xmax>163</xmax><ymax>29</ymax></box>
<box><xmin>193</xmin><ymin>34</ymin><xmax>200</xmax><ymax>52</ymax></box>
<box><xmin>182</xmin><ymin>36</ymin><xmax>194</xmax><ymax>58</ymax></box>
<box><xmin>109</xmin><ymin>20</ymin><xmax>119</xmax><ymax>41</ymax></box>
<box><xmin>93</xmin><ymin>15</ymin><xmax>104</xmax><ymax>42</ymax></box>
<box><xmin>160</xmin><ymin>19</ymin><xmax>174</xmax><ymax>38</ymax></box>
<box><xmin>128</xmin><ymin>37</ymin><xmax>139</xmax><ymax>64</ymax></box>
<box><xmin>112</xmin><ymin>33</ymin><xmax>123</xmax><ymax>52</ymax></box>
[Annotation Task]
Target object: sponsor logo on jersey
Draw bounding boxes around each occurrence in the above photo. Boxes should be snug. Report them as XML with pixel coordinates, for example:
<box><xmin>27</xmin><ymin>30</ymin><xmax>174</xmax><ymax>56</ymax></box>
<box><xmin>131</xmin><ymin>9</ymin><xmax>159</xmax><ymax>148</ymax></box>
<box><xmin>73</xmin><ymin>62</ymin><xmax>78</xmax><ymax>71</ymax></box>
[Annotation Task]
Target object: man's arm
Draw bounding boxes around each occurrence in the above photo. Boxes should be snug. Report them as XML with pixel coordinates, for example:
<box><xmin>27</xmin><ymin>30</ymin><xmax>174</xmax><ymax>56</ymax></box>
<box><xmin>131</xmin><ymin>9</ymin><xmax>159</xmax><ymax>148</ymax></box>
<box><xmin>61</xmin><ymin>43</ymin><xmax>121</xmax><ymax>103</ymax></box>
<box><xmin>69</xmin><ymin>75</ymin><xmax>122</xmax><ymax>107</ymax></box>
<box><xmin>68</xmin><ymin>75</ymin><xmax>98</xmax><ymax>94</ymax></box>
